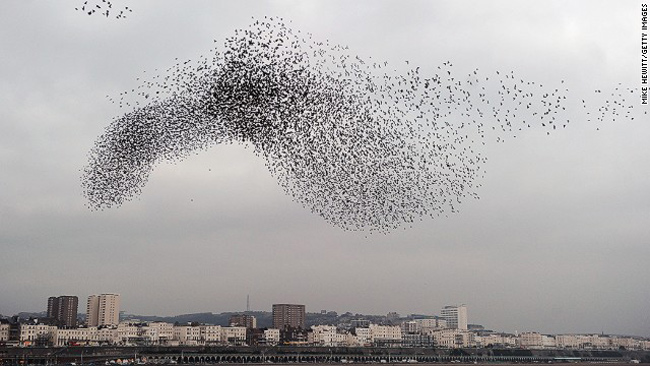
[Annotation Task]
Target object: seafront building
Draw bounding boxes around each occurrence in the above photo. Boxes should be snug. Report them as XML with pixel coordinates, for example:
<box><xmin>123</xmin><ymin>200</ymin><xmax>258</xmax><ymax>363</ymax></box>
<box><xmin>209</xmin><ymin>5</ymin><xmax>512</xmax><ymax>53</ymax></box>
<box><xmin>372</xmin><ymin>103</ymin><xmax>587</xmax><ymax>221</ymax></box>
<box><xmin>309</xmin><ymin>325</ymin><xmax>343</xmax><ymax>346</ymax></box>
<box><xmin>272</xmin><ymin>304</ymin><xmax>306</xmax><ymax>329</ymax></box>
<box><xmin>46</xmin><ymin>296</ymin><xmax>78</xmax><ymax>328</ymax></box>
<box><xmin>473</xmin><ymin>332</ymin><xmax>517</xmax><ymax>347</ymax></box>
<box><xmin>229</xmin><ymin>314</ymin><xmax>257</xmax><ymax>329</ymax></box>
<box><xmin>17</xmin><ymin>324</ymin><xmax>57</xmax><ymax>345</ymax></box>
<box><xmin>369</xmin><ymin>324</ymin><xmax>402</xmax><ymax>347</ymax></box>
<box><xmin>428</xmin><ymin>328</ymin><xmax>472</xmax><ymax>348</ymax></box>
<box><xmin>221</xmin><ymin>326</ymin><xmax>247</xmax><ymax>345</ymax></box>
<box><xmin>0</xmin><ymin>321</ymin><xmax>10</xmax><ymax>342</ymax></box>
<box><xmin>2</xmin><ymin>317</ymin><xmax>650</xmax><ymax>350</ymax></box>
<box><xmin>440</xmin><ymin>304</ymin><xmax>468</xmax><ymax>330</ymax></box>
<box><xmin>86</xmin><ymin>294</ymin><xmax>120</xmax><ymax>327</ymax></box>
<box><xmin>263</xmin><ymin>328</ymin><xmax>280</xmax><ymax>345</ymax></box>
<box><xmin>2</xmin><ymin>299</ymin><xmax>649</xmax><ymax>350</ymax></box>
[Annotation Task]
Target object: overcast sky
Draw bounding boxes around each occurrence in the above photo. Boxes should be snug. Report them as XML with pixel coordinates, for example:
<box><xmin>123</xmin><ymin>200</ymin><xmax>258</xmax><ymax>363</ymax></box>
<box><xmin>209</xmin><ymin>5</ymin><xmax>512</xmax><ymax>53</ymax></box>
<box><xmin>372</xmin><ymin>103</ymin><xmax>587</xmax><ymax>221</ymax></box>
<box><xmin>1</xmin><ymin>0</ymin><xmax>649</xmax><ymax>337</ymax></box>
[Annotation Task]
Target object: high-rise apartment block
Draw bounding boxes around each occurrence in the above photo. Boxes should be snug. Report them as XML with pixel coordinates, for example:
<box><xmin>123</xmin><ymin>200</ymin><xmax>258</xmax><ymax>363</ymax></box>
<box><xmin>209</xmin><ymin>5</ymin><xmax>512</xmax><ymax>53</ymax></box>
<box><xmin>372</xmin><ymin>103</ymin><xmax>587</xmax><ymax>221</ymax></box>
<box><xmin>86</xmin><ymin>294</ymin><xmax>120</xmax><ymax>327</ymax></box>
<box><xmin>440</xmin><ymin>304</ymin><xmax>467</xmax><ymax>330</ymax></box>
<box><xmin>46</xmin><ymin>296</ymin><xmax>78</xmax><ymax>328</ymax></box>
<box><xmin>272</xmin><ymin>304</ymin><xmax>305</xmax><ymax>329</ymax></box>
<box><xmin>229</xmin><ymin>314</ymin><xmax>257</xmax><ymax>329</ymax></box>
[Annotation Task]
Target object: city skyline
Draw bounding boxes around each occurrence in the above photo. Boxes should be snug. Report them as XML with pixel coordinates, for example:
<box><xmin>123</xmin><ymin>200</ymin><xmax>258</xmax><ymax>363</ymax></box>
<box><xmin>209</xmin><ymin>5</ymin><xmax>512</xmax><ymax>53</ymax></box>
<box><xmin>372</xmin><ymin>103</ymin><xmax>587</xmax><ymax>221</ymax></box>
<box><xmin>4</xmin><ymin>306</ymin><xmax>650</xmax><ymax>350</ymax></box>
<box><xmin>2</xmin><ymin>296</ymin><xmax>646</xmax><ymax>339</ymax></box>
<box><xmin>0</xmin><ymin>0</ymin><xmax>648</xmax><ymax>339</ymax></box>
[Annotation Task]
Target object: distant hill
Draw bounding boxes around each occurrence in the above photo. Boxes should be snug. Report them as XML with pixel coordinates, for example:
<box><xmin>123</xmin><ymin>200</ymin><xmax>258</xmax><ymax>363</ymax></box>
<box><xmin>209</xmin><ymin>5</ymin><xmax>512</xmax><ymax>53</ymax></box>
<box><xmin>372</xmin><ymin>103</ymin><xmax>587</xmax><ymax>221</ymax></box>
<box><xmin>122</xmin><ymin>311</ymin><xmax>274</xmax><ymax>327</ymax></box>
<box><xmin>6</xmin><ymin>310</ymin><xmax>415</xmax><ymax>329</ymax></box>
<box><xmin>121</xmin><ymin>310</ymin><xmax>400</xmax><ymax>328</ymax></box>
<box><xmin>17</xmin><ymin>311</ymin><xmax>47</xmax><ymax>319</ymax></box>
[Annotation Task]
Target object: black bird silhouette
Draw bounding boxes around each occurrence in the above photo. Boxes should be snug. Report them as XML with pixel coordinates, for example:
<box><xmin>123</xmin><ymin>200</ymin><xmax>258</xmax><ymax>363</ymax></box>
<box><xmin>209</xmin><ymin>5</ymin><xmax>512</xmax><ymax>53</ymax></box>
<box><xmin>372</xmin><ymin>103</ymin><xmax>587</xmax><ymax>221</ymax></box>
<box><xmin>74</xmin><ymin>0</ymin><xmax>128</xmax><ymax>19</ymax></box>
<box><xmin>84</xmin><ymin>17</ymin><xmax>646</xmax><ymax>233</ymax></box>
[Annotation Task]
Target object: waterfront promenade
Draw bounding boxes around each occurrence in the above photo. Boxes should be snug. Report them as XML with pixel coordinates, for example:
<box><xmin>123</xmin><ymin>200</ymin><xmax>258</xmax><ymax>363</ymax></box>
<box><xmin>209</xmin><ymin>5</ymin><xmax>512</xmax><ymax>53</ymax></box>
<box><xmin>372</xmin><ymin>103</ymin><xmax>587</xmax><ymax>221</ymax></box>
<box><xmin>2</xmin><ymin>346</ymin><xmax>649</xmax><ymax>366</ymax></box>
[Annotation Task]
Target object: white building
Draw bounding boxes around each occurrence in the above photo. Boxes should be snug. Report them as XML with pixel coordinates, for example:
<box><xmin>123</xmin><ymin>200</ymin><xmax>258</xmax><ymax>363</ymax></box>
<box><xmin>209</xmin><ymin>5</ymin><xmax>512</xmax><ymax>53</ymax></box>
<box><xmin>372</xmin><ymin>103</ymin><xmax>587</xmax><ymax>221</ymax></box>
<box><xmin>97</xmin><ymin>326</ymin><xmax>118</xmax><ymax>345</ymax></box>
<box><xmin>440</xmin><ymin>305</ymin><xmax>467</xmax><ymax>330</ymax></box>
<box><xmin>429</xmin><ymin>328</ymin><xmax>472</xmax><ymax>348</ymax></box>
<box><xmin>475</xmin><ymin>333</ymin><xmax>517</xmax><ymax>347</ymax></box>
<box><xmin>221</xmin><ymin>326</ymin><xmax>247</xmax><ymax>345</ymax></box>
<box><xmin>0</xmin><ymin>323</ymin><xmax>9</xmax><ymax>342</ymax></box>
<box><xmin>55</xmin><ymin>327</ymin><xmax>98</xmax><ymax>346</ymax></box>
<box><xmin>117</xmin><ymin>322</ymin><xmax>142</xmax><ymax>345</ymax></box>
<box><xmin>55</xmin><ymin>321</ymin><xmax>189</xmax><ymax>346</ymax></box>
<box><xmin>353</xmin><ymin>326</ymin><xmax>372</xmax><ymax>346</ymax></box>
<box><xmin>542</xmin><ymin>334</ymin><xmax>556</xmax><ymax>348</ymax></box>
<box><xmin>19</xmin><ymin>324</ymin><xmax>57</xmax><ymax>345</ymax></box>
<box><xmin>587</xmin><ymin>334</ymin><xmax>611</xmax><ymax>349</ymax></box>
<box><xmin>518</xmin><ymin>332</ymin><xmax>555</xmax><ymax>349</ymax></box>
<box><xmin>310</xmin><ymin>325</ymin><xmax>346</xmax><ymax>346</ymax></box>
<box><xmin>641</xmin><ymin>339</ymin><xmax>650</xmax><ymax>351</ymax></box>
<box><xmin>263</xmin><ymin>328</ymin><xmax>280</xmax><ymax>346</ymax></box>
<box><xmin>87</xmin><ymin>294</ymin><xmax>120</xmax><ymax>327</ymax></box>
<box><xmin>200</xmin><ymin>325</ymin><xmax>222</xmax><ymax>345</ymax></box>
<box><xmin>414</xmin><ymin>318</ymin><xmax>446</xmax><ymax>330</ymax></box>
<box><xmin>369</xmin><ymin>324</ymin><xmax>402</xmax><ymax>347</ymax></box>
<box><xmin>401</xmin><ymin>321</ymin><xmax>418</xmax><ymax>334</ymax></box>
<box><xmin>147</xmin><ymin>322</ymin><xmax>174</xmax><ymax>344</ymax></box>
<box><xmin>174</xmin><ymin>325</ymin><xmax>202</xmax><ymax>346</ymax></box>
<box><xmin>555</xmin><ymin>334</ymin><xmax>579</xmax><ymax>348</ymax></box>
<box><xmin>610</xmin><ymin>336</ymin><xmax>640</xmax><ymax>350</ymax></box>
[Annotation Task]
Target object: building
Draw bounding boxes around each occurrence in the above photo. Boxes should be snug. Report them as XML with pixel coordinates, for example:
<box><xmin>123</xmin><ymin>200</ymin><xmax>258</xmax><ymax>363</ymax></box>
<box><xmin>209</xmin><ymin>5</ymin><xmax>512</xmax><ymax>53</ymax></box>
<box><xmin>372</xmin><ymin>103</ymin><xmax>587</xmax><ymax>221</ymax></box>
<box><xmin>147</xmin><ymin>322</ymin><xmax>174</xmax><ymax>345</ymax></box>
<box><xmin>401</xmin><ymin>321</ymin><xmax>418</xmax><ymax>334</ymax></box>
<box><xmin>222</xmin><ymin>326</ymin><xmax>247</xmax><ymax>345</ymax></box>
<box><xmin>229</xmin><ymin>314</ymin><xmax>257</xmax><ymax>329</ymax></box>
<box><xmin>386</xmin><ymin>312</ymin><xmax>400</xmax><ymax>324</ymax></box>
<box><xmin>19</xmin><ymin>324</ymin><xmax>57</xmax><ymax>346</ymax></box>
<box><xmin>97</xmin><ymin>326</ymin><xmax>118</xmax><ymax>345</ymax></box>
<box><xmin>401</xmin><ymin>332</ymin><xmax>434</xmax><ymax>347</ymax></box>
<box><xmin>201</xmin><ymin>325</ymin><xmax>222</xmax><ymax>345</ymax></box>
<box><xmin>246</xmin><ymin>328</ymin><xmax>264</xmax><ymax>346</ymax></box>
<box><xmin>117</xmin><ymin>322</ymin><xmax>155</xmax><ymax>345</ymax></box>
<box><xmin>440</xmin><ymin>305</ymin><xmax>467</xmax><ymax>330</ymax></box>
<box><xmin>173</xmin><ymin>325</ymin><xmax>202</xmax><ymax>346</ymax></box>
<box><xmin>310</xmin><ymin>325</ymin><xmax>347</xmax><ymax>347</ymax></box>
<box><xmin>369</xmin><ymin>324</ymin><xmax>402</xmax><ymax>347</ymax></box>
<box><xmin>263</xmin><ymin>328</ymin><xmax>280</xmax><ymax>346</ymax></box>
<box><xmin>86</xmin><ymin>294</ymin><xmax>120</xmax><ymax>327</ymax></box>
<box><xmin>47</xmin><ymin>296</ymin><xmax>78</xmax><ymax>328</ymax></box>
<box><xmin>518</xmin><ymin>332</ymin><xmax>542</xmax><ymax>348</ymax></box>
<box><xmin>351</xmin><ymin>319</ymin><xmax>371</xmax><ymax>328</ymax></box>
<box><xmin>429</xmin><ymin>328</ymin><xmax>472</xmax><ymax>348</ymax></box>
<box><xmin>272</xmin><ymin>304</ymin><xmax>305</xmax><ymax>329</ymax></box>
<box><xmin>414</xmin><ymin>317</ymin><xmax>446</xmax><ymax>330</ymax></box>
<box><xmin>353</xmin><ymin>327</ymin><xmax>371</xmax><ymax>346</ymax></box>
<box><xmin>55</xmin><ymin>327</ymin><xmax>99</xmax><ymax>347</ymax></box>
<box><xmin>475</xmin><ymin>332</ymin><xmax>517</xmax><ymax>347</ymax></box>
<box><xmin>0</xmin><ymin>320</ymin><xmax>9</xmax><ymax>343</ymax></box>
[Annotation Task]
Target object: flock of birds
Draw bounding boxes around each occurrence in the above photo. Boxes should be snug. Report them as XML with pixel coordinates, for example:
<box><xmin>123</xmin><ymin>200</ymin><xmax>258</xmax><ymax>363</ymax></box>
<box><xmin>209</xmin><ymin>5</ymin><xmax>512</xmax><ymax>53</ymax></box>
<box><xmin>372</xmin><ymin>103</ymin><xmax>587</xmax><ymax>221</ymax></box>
<box><xmin>75</xmin><ymin>0</ymin><xmax>131</xmax><ymax>19</ymax></box>
<box><xmin>82</xmin><ymin>17</ymin><xmax>647</xmax><ymax>233</ymax></box>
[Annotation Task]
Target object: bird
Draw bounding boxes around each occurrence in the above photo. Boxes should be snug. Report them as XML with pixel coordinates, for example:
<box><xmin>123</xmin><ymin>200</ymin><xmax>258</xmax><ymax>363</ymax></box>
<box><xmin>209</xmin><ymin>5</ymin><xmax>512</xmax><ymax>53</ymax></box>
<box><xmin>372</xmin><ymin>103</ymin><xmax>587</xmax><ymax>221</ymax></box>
<box><xmin>82</xmin><ymin>16</ymin><xmax>646</xmax><ymax>233</ymax></box>
<box><xmin>73</xmin><ymin>0</ymin><xmax>128</xmax><ymax>19</ymax></box>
